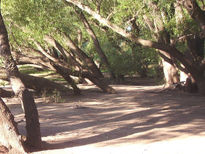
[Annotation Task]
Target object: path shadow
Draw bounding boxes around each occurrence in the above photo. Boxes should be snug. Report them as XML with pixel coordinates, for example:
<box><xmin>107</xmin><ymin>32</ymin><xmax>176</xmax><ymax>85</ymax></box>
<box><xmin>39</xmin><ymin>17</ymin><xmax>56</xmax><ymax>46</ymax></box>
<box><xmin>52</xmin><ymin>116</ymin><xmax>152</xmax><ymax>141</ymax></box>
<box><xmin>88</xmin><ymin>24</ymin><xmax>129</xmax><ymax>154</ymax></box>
<box><xmin>37</xmin><ymin>86</ymin><xmax>205</xmax><ymax>151</ymax></box>
<box><xmin>9</xmin><ymin>85</ymin><xmax>205</xmax><ymax>151</ymax></box>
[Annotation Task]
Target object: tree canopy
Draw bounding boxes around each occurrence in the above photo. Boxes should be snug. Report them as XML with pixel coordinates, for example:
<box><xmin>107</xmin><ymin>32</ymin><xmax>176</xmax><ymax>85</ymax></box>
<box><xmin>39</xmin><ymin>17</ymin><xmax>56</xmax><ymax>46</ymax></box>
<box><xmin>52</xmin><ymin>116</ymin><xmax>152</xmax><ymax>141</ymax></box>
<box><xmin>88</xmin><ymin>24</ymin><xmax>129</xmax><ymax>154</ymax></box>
<box><xmin>1</xmin><ymin>0</ymin><xmax>205</xmax><ymax>93</ymax></box>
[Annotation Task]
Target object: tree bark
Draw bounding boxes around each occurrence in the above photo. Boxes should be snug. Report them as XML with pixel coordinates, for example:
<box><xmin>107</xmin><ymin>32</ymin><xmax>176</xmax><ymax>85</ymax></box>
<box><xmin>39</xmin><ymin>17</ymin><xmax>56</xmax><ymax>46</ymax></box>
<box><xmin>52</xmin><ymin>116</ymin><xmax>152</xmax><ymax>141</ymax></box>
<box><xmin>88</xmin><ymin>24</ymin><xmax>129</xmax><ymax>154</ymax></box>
<box><xmin>180</xmin><ymin>0</ymin><xmax>205</xmax><ymax>35</ymax></box>
<box><xmin>50</xmin><ymin>68</ymin><xmax>81</xmax><ymax>95</ymax></box>
<box><xmin>20</xmin><ymin>73</ymin><xmax>71</xmax><ymax>94</ymax></box>
<box><xmin>0</xmin><ymin>87</ymin><xmax>14</xmax><ymax>97</ymax></box>
<box><xmin>0</xmin><ymin>12</ymin><xmax>41</xmax><ymax>148</ymax></box>
<box><xmin>51</xmin><ymin>62</ymin><xmax>116</xmax><ymax>93</ymax></box>
<box><xmin>158</xmin><ymin>33</ymin><xmax>180</xmax><ymax>87</ymax></box>
<box><xmin>76</xmin><ymin>9</ymin><xmax>116</xmax><ymax>79</ymax></box>
<box><xmin>61</xmin><ymin>32</ymin><xmax>104</xmax><ymax>78</ymax></box>
<box><xmin>0</xmin><ymin>97</ymin><xmax>26</xmax><ymax>153</ymax></box>
<box><xmin>43</xmin><ymin>36</ymin><xmax>81</xmax><ymax>94</ymax></box>
<box><xmin>161</xmin><ymin>57</ymin><xmax>179</xmax><ymax>87</ymax></box>
<box><xmin>34</xmin><ymin>40</ymin><xmax>115</xmax><ymax>93</ymax></box>
<box><xmin>197</xmin><ymin>79</ymin><xmax>205</xmax><ymax>95</ymax></box>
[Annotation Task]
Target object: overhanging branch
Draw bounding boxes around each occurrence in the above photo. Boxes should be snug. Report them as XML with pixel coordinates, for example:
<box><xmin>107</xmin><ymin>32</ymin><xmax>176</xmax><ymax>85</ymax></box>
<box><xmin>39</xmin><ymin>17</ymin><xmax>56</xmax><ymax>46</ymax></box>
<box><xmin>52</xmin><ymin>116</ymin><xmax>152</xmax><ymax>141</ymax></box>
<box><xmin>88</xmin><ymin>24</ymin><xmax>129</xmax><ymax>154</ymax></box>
<box><xmin>64</xmin><ymin>0</ymin><xmax>192</xmax><ymax>70</ymax></box>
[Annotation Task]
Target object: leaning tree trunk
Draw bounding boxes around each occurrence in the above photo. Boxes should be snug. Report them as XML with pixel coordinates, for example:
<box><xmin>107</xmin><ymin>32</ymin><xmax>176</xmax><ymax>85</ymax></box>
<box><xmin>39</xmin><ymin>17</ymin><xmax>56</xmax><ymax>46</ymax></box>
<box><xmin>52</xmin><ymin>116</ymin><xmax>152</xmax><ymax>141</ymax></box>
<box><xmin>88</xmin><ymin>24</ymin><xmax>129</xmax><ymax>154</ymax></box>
<box><xmin>50</xmin><ymin>67</ymin><xmax>81</xmax><ymax>95</ymax></box>
<box><xmin>34</xmin><ymin>40</ymin><xmax>115</xmax><ymax>93</ymax></box>
<box><xmin>0</xmin><ymin>97</ymin><xmax>26</xmax><ymax>153</ymax></box>
<box><xmin>51</xmin><ymin>62</ymin><xmax>116</xmax><ymax>94</ymax></box>
<box><xmin>0</xmin><ymin>13</ymin><xmax>41</xmax><ymax>148</ymax></box>
<box><xmin>61</xmin><ymin>32</ymin><xmax>104</xmax><ymax>78</ymax></box>
<box><xmin>76</xmin><ymin>9</ymin><xmax>116</xmax><ymax>79</ymax></box>
<box><xmin>43</xmin><ymin>36</ymin><xmax>81</xmax><ymax>94</ymax></box>
<box><xmin>151</xmin><ymin>1</ymin><xmax>180</xmax><ymax>87</ymax></box>
<box><xmin>20</xmin><ymin>73</ymin><xmax>71</xmax><ymax>94</ymax></box>
<box><xmin>0</xmin><ymin>67</ymin><xmax>71</xmax><ymax>94</ymax></box>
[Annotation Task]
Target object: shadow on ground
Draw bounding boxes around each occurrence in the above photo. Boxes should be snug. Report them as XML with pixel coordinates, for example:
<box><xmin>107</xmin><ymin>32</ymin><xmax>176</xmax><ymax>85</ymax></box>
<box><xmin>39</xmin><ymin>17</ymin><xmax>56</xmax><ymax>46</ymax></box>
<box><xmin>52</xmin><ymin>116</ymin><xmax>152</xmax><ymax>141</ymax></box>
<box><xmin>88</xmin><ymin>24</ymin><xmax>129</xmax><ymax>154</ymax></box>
<box><xmin>6</xmin><ymin>84</ymin><xmax>205</xmax><ymax>151</ymax></box>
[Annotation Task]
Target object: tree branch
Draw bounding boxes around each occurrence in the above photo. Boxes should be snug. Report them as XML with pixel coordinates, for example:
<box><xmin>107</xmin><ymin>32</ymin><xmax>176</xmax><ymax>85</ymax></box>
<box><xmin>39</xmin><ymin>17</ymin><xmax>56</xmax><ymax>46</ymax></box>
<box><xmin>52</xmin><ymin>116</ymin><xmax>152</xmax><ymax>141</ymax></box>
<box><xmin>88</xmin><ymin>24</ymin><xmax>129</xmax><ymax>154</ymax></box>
<box><xmin>64</xmin><ymin>0</ymin><xmax>191</xmax><ymax>67</ymax></box>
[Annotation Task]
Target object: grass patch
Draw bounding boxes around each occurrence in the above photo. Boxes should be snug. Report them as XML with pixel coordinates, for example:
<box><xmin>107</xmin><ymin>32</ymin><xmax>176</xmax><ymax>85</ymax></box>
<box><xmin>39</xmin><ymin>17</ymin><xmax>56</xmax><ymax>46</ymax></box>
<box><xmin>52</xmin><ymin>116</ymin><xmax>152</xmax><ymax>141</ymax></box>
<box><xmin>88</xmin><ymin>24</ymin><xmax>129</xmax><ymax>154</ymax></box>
<box><xmin>18</xmin><ymin>65</ymin><xmax>67</xmax><ymax>84</ymax></box>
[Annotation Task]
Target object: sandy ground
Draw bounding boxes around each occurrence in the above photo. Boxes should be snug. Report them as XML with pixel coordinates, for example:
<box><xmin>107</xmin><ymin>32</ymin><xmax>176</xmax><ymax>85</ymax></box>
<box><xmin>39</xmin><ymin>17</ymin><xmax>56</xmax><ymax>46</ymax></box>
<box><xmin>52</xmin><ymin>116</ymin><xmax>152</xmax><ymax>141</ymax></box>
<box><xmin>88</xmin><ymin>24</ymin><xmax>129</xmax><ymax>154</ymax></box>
<box><xmin>3</xmin><ymin>84</ymin><xmax>205</xmax><ymax>154</ymax></box>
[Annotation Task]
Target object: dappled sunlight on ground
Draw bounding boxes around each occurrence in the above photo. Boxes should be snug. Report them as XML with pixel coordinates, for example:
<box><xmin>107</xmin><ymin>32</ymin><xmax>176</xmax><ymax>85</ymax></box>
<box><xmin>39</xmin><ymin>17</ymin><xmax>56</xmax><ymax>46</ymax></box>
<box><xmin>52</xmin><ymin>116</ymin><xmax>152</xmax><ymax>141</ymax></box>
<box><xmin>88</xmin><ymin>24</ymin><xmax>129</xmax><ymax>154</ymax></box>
<box><xmin>4</xmin><ymin>84</ymin><xmax>205</xmax><ymax>154</ymax></box>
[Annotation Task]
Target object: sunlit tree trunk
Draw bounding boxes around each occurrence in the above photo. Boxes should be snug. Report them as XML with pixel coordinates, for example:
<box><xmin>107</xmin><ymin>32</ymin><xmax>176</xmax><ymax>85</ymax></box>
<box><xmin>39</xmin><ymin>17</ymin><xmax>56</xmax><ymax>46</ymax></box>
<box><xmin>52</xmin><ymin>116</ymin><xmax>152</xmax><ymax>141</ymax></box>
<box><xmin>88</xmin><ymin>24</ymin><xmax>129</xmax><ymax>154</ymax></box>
<box><xmin>0</xmin><ymin>98</ymin><xmax>26</xmax><ymax>153</ymax></box>
<box><xmin>158</xmin><ymin>31</ymin><xmax>179</xmax><ymax>87</ymax></box>
<box><xmin>161</xmin><ymin>57</ymin><xmax>179</xmax><ymax>87</ymax></box>
<box><xmin>0</xmin><ymin>12</ymin><xmax>41</xmax><ymax>148</ymax></box>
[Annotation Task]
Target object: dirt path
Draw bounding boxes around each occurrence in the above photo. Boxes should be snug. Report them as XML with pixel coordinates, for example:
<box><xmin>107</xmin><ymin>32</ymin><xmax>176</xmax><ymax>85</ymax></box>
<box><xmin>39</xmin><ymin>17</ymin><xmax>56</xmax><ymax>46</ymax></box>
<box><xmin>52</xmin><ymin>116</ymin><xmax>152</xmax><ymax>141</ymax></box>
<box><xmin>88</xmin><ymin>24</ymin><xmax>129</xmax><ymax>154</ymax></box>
<box><xmin>4</xmin><ymin>84</ymin><xmax>205</xmax><ymax>154</ymax></box>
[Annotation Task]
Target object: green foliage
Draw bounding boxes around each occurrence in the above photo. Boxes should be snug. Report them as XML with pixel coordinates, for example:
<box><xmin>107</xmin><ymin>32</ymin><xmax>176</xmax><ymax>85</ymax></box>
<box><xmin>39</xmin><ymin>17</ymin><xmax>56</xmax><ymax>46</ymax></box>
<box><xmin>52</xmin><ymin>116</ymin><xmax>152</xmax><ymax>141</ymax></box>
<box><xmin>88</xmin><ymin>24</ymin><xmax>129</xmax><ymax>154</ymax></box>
<box><xmin>100</xmin><ymin>34</ymin><xmax>159</xmax><ymax>77</ymax></box>
<box><xmin>2</xmin><ymin>0</ymin><xmax>202</xmax><ymax>79</ymax></box>
<box><xmin>2</xmin><ymin>0</ymin><xmax>80</xmax><ymax>42</ymax></box>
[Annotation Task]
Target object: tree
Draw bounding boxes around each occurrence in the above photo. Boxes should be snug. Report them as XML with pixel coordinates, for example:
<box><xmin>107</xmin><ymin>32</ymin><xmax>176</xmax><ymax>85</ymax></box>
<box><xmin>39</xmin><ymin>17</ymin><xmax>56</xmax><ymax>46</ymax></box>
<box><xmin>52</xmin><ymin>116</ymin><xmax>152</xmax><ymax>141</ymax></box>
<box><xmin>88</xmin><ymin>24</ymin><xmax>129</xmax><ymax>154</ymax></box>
<box><xmin>64</xmin><ymin>0</ymin><xmax>205</xmax><ymax>94</ymax></box>
<box><xmin>0</xmin><ymin>98</ymin><xmax>25</xmax><ymax>153</ymax></box>
<box><xmin>0</xmin><ymin>6</ymin><xmax>42</xmax><ymax>148</ymax></box>
<box><xmin>35</xmin><ymin>35</ymin><xmax>116</xmax><ymax>93</ymax></box>
<box><xmin>142</xmin><ymin>1</ymin><xmax>179</xmax><ymax>87</ymax></box>
<box><xmin>3</xmin><ymin>0</ymin><xmax>116</xmax><ymax>94</ymax></box>
<box><xmin>75</xmin><ymin>8</ymin><xmax>116</xmax><ymax>79</ymax></box>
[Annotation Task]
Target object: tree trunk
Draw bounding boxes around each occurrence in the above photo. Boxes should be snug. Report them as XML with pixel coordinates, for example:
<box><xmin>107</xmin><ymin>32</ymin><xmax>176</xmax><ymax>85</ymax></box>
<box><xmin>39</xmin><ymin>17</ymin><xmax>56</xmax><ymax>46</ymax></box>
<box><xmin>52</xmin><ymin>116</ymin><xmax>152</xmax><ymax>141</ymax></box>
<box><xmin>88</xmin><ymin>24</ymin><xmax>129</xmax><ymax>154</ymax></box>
<box><xmin>0</xmin><ymin>13</ymin><xmax>41</xmax><ymax>148</ymax></box>
<box><xmin>76</xmin><ymin>9</ymin><xmax>116</xmax><ymax>79</ymax></box>
<box><xmin>143</xmin><ymin>8</ymin><xmax>180</xmax><ymax>87</ymax></box>
<box><xmin>32</xmin><ymin>41</ymin><xmax>115</xmax><ymax>93</ymax></box>
<box><xmin>197</xmin><ymin>79</ymin><xmax>205</xmax><ymax>95</ymax></box>
<box><xmin>181</xmin><ymin>0</ymin><xmax>205</xmax><ymax>35</ymax></box>
<box><xmin>0</xmin><ymin>67</ymin><xmax>70</xmax><ymax>94</ymax></box>
<box><xmin>61</xmin><ymin>32</ymin><xmax>104</xmax><ymax>78</ymax></box>
<box><xmin>43</xmin><ymin>36</ymin><xmax>81</xmax><ymax>94</ymax></box>
<box><xmin>0</xmin><ymin>87</ymin><xmax>14</xmax><ymax>97</ymax></box>
<box><xmin>152</xmin><ymin>2</ymin><xmax>180</xmax><ymax>87</ymax></box>
<box><xmin>162</xmin><ymin>59</ymin><xmax>179</xmax><ymax>87</ymax></box>
<box><xmin>19</xmin><ymin>73</ymin><xmax>71</xmax><ymax>94</ymax></box>
<box><xmin>0</xmin><ymin>97</ymin><xmax>26</xmax><ymax>153</ymax></box>
<box><xmin>52</xmin><ymin>67</ymin><xmax>81</xmax><ymax>95</ymax></box>
<box><xmin>160</xmin><ymin>52</ymin><xmax>179</xmax><ymax>87</ymax></box>
<box><xmin>51</xmin><ymin>62</ymin><xmax>116</xmax><ymax>93</ymax></box>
